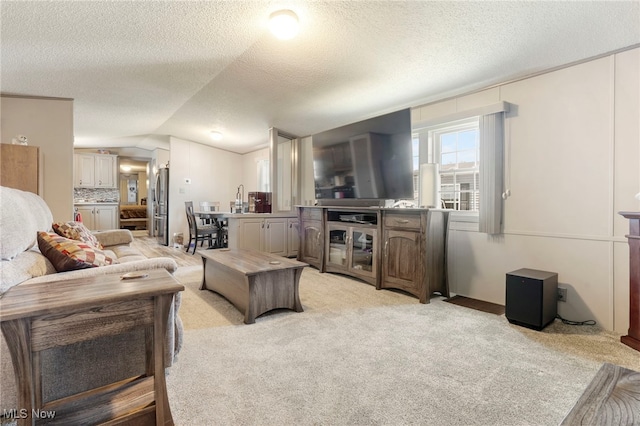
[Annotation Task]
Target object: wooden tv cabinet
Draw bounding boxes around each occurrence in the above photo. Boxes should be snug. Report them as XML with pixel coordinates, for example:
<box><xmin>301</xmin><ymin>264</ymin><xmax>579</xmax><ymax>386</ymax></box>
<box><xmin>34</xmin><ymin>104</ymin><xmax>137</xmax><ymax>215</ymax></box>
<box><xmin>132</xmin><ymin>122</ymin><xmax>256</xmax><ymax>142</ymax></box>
<box><xmin>297</xmin><ymin>206</ymin><xmax>449</xmax><ymax>303</ymax></box>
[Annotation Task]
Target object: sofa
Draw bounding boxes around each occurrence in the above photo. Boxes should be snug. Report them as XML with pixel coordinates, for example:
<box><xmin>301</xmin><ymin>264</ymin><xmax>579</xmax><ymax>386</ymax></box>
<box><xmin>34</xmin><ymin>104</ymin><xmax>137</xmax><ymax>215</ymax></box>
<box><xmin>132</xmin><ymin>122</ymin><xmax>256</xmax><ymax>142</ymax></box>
<box><xmin>0</xmin><ymin>186</ymin><xmax>183</xmax><ymax>416</ymax></box>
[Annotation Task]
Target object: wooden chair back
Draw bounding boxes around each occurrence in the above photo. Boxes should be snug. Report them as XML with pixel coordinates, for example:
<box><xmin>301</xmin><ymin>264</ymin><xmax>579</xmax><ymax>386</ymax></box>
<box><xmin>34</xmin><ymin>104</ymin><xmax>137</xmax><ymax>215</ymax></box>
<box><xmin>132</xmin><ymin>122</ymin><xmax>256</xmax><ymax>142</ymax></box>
<box><xmin>185</xmin><ymin>201</ymin><xmax>216</xmax><ymax>254</ymax></box>
<box><xmin>199</xmin><ymin>201</ymin><xmax>219</xmax><ymax>212</ymax></box>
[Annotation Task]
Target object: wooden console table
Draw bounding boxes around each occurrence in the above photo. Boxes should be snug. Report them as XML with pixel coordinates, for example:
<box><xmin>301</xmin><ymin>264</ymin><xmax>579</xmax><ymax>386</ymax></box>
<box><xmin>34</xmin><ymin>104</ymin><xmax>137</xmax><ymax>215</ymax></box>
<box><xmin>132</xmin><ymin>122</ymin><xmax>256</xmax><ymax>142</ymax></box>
<box><xmin>619</xmin><ymin>211</ymin><xmax>640</xmax><ymax>352</ymax></box>
<box><xmin>0</xmin><ymin>269</ymin><xmax>184</xmax><ymax>425</ymax></box>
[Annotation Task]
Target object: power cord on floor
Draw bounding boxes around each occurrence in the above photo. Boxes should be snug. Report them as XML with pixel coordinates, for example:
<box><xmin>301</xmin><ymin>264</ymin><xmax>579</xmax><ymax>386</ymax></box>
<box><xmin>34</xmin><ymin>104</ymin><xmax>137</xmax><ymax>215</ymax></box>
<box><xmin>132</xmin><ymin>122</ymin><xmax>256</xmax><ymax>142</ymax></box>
<box><xmin>556</xmin><ymin>314</ymin><xmax>596</xmax><ymax>326</ymax></box>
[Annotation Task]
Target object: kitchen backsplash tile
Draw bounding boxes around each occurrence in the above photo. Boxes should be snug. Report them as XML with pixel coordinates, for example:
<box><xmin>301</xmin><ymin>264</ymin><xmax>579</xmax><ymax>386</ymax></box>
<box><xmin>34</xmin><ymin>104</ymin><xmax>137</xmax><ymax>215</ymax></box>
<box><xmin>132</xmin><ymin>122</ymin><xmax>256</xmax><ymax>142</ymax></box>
<box><xmin>74</xmin><ymin>188</ymin><xmax>119</xmax><ymax>202</ymax></box>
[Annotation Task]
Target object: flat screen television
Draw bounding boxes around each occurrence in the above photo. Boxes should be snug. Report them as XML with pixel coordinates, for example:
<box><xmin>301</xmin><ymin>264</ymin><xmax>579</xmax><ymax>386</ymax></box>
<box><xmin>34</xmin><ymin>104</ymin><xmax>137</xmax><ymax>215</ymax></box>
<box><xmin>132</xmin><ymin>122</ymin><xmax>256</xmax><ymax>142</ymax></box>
<box><xmin>312</xmin><ymin>108</ymin><xmax>413</xmax><ymax>206</ymax></box>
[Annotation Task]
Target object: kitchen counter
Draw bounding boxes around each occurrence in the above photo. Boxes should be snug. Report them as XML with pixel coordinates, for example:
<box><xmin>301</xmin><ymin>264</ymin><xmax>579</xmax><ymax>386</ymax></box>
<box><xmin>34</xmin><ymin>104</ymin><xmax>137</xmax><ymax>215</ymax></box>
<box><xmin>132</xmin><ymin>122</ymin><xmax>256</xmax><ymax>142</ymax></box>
<box><xmin>195</xmin><ymin>211</ymin><xmax>296</xmax><ymax>218</ymax></box>
<box><xmin>223</xmin><ymin>212</ymin><xmax>296</xmax><ymax>218</ymax></box>
<box><xmin>193</xmin><ymin>211</ymin><xmax>298</xmax><ymax>256</ymax></box>
<box><xmin>74</xmin><ymin>201</ymin><xmax>119</xmax><ymax>205</ymax></box>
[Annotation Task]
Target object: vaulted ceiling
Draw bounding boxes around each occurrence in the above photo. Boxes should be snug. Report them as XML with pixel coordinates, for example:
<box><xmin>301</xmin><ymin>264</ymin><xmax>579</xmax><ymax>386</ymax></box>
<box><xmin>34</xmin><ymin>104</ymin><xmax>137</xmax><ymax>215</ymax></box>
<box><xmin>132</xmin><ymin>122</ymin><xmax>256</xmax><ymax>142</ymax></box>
<box><xmin>2</xmin><ymin>1</ymin><xmax>639</xmax><ymax>154</ymax></box>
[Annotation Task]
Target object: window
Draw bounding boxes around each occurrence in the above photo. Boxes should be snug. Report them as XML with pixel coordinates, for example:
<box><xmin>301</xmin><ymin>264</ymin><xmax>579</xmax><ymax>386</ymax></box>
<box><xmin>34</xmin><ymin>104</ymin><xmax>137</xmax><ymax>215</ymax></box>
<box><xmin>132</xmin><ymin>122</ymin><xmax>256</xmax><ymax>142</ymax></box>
<box><xmin>412</xmin><ymin>102</ymin><xmax>507</xmax><ymax>233</ymax></box>
<box><xmin>413</xmin><ymin>117</ymin><xmax>480</xmax><ymax>211</ymax></box>
<box><xmin>257</xmin><ymin>159</ymin><xmax>270</xmax><ymax>192</ymax></box>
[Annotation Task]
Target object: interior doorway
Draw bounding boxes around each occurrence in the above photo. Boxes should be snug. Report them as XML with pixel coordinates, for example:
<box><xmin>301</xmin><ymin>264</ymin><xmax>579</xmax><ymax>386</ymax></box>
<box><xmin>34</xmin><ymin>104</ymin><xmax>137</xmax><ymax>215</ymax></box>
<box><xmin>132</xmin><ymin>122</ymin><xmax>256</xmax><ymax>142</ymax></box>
<box><xmin>119</xmin><ymin>157</ymin><xmax>150</xmax><ymax>233</ymax></box>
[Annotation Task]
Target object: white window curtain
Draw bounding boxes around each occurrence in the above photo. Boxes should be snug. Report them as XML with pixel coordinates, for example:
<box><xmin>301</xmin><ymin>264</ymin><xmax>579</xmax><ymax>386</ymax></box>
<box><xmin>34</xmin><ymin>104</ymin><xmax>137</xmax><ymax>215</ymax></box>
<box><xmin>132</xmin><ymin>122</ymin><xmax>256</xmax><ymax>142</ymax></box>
<box><xmin>479</xmin><ymin>112</ymin><xmax>505</xmax><ymax>234</ymax></box>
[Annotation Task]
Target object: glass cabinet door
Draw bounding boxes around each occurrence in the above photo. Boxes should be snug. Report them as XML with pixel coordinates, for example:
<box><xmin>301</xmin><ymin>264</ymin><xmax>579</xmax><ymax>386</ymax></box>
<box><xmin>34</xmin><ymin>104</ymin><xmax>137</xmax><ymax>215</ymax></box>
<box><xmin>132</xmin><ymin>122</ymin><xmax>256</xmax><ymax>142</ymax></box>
<box><xmin>326</xmin><ymin>225</ymin><xmax>348</xmax><ymax>268</ymax></box>
<box><xmin>350</xmin><ymin>228</ymin><xmax>376</xmax><ymax>277</ymax></box>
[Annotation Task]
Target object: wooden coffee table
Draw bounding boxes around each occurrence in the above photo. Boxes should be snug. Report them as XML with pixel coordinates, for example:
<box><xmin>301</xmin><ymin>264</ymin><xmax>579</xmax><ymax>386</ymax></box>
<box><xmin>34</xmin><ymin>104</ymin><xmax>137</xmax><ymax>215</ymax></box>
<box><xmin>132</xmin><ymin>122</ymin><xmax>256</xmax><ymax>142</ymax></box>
<box><xmin>199</xmin><ymin>248</ymin><xmax>308</xmax><ymax>324</ymax></box>
<box><xmin>0</xmin><ymin>269</ymin><xmax>183</xmax><ymax>426</ymax></box>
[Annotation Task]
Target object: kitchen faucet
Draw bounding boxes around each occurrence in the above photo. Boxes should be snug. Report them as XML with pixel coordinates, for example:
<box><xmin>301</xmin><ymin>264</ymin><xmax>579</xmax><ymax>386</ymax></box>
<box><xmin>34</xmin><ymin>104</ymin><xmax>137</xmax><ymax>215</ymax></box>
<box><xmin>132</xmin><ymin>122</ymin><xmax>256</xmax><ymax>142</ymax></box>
<box><xmin>235</xmin><ymin>184</ymin><xmax>244</xmax><ymax>213</ymax></box>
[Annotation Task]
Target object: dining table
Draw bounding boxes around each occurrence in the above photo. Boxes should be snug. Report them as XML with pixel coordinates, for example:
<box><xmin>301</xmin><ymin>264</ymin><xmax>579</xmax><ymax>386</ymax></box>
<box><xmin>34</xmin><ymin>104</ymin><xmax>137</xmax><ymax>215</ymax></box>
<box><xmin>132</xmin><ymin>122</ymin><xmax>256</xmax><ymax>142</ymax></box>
<box><xmin>194</xmin><ymin>211</ymin><xmax>228</xmax><ymax>249</ymax></box>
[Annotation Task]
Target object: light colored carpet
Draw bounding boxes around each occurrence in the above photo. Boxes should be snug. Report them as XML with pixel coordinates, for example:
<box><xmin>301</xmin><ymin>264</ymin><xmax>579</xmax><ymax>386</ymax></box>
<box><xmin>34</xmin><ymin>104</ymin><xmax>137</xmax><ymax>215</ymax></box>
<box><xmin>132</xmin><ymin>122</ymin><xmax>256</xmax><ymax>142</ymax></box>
<box><xmin>167</xmin><ymin>265</ymin><xmax>640</xmax><ymax>426</ymax></box>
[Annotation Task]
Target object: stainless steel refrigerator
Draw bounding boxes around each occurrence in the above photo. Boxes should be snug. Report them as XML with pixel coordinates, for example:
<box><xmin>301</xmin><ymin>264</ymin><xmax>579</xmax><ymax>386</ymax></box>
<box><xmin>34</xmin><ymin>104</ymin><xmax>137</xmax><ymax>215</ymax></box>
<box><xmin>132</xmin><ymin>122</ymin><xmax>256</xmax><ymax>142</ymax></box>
<box><xmin>154</xmin><ymin>167</ymin><xmax>169</xmax><ymax>245</ymax></box>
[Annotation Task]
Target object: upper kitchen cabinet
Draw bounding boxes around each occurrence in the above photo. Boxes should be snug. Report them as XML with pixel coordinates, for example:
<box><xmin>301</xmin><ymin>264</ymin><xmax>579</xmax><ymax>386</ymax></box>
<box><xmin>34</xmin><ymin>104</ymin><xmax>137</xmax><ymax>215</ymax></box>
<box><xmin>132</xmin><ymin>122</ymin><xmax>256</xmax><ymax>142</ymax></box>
<box><xmin>74</xmin><ymin>153</ymin><xmax>117</xmax><ymax>188</ymax></box>
<box><xmin>75</xmin><ymin>154</ymin><xmax>95</xmax><ymax>187</ymax></box>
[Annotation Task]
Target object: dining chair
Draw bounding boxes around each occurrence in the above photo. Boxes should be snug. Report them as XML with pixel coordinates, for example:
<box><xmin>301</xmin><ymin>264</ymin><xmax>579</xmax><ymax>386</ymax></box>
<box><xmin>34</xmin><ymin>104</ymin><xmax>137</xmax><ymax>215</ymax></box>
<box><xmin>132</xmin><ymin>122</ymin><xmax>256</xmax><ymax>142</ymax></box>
<box><xmin>216</xmin><ymin>217</ymin><xmax>229</xmax><ymax>249</ymax></box>
<box><xmin>198</xmin><ymin>201</ymin><xmax>219</xmax><ymax>225</ymax></box>
<box><xmin>185</xmin><ymin>201</ymin><xmax>217</xmax><ymax>254</ymax></box>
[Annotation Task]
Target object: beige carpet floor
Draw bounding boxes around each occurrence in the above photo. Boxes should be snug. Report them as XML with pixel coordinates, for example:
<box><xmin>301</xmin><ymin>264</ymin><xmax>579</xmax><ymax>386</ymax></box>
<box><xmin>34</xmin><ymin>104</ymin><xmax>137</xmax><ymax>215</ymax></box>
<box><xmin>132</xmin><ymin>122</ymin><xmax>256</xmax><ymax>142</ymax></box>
<box><xmin>166</xmin><ymin>263</ymin><xmax>640</xmax><ymax>425</ymax></box>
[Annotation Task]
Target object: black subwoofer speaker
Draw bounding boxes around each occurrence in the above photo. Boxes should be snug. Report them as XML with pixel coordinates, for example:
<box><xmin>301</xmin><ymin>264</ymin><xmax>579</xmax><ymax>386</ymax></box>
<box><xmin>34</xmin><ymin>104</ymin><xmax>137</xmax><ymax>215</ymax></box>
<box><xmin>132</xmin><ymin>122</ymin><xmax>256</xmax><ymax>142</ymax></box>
<box><xmin>505</xmin><ymin>268</ymin><xmax>558</xmax><ymax>331</ymax></box>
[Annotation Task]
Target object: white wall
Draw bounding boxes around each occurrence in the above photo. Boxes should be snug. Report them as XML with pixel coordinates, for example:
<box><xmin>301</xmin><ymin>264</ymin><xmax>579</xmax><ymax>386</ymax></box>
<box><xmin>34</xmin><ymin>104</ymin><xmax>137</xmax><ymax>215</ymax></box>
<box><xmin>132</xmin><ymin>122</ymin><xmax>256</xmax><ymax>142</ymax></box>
<box><xmin>0</xmin><ymin>95</ymin><xmax>74</xmax><ymax>221</ymax></box>
<box><xmin>168</xmin><ymin>137</ymin><xmax>244</xmax><ymax>243</ymax></box>
<box><xmin>413</xmin><ymin>48</ymin><xmax>640</xmax><ymax>332</ymax></box>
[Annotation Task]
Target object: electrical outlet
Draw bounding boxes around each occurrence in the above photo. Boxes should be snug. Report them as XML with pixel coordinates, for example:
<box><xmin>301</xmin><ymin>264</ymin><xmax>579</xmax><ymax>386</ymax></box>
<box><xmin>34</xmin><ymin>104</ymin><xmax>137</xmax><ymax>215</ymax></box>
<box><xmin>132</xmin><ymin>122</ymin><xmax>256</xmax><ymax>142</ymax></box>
<box><xmin>557</xmin><ymin>287</ymin><xmax>567</xmax><ymax>303</ymax></box>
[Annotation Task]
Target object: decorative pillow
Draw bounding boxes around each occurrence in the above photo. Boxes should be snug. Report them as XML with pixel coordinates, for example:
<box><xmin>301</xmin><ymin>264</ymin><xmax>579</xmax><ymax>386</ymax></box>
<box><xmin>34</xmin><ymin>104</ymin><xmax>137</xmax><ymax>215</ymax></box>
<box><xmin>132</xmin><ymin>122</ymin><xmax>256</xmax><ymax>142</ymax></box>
<box><xmin>37</xmin><ymin>232</ymin><xmax>115</xmax><ymax>272</ymax></box>
<box><xmin>52</xmin><ymin>221</ymin><xmax>103</xmax><ymax>249</ymax></box>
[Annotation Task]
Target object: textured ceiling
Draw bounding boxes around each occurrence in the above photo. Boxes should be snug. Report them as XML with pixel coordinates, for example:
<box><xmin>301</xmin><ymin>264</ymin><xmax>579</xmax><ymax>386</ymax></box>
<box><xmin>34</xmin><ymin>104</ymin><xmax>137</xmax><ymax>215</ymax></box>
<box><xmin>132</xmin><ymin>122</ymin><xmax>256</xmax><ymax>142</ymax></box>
<box><xmin>2</xmin><ymin>1</ymin><xmax>639</xmax><ymax>154</ymax></box>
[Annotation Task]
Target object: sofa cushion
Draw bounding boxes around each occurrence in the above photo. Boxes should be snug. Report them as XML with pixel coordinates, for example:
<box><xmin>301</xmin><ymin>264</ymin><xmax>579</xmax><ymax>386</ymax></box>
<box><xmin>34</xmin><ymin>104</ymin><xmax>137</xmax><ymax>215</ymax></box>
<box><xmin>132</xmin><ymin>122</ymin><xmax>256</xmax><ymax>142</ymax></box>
<box><xmin>0</xmin><ymin>186</ymin><xmax>53</xmax><ymax>260</ymax></box>
<box><xmin>93</xmin><ymin>229</ymin><xmax>134</xmax><ymax>248</ymax></box>
<box><xmin>0</xmin><ymin>248</ymin><xmax>56</xmax><ymax>295</ymax></box>
<box><xmin>37</xmin><ymin>232</ymin><xmax>115</xmax><ymax>272</ymax></box>
<box><xmin>53</xmin><ymin>221</ymin><xmax>104</xmax><ymax>249</ymax></box>
<box><xmin>108</xmin><ymin>244</ymin><xmax>147</xmax><ymax>262</ymax></box>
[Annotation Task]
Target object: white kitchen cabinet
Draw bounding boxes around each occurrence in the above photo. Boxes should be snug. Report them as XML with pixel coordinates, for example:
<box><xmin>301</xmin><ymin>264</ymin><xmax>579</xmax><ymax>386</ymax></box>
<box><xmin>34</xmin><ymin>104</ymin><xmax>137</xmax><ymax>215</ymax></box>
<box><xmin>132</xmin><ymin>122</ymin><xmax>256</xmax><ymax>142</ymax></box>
<box><xmin>75</xmin><ymin>205</ymin><xmax>96</xmax><ymax>229</ymax></box>
<box><xmin>74</xmin><ymin>154</ymin><xmax>96</xmax><ymax>187</ymax></box>
<box><xmin>287</xmin><ymin>218</ymin><xmax>299</xmax><ymax>257</ymax></box>
<box><xmin>94</xmin><ymin>155</ymin><xmax>117</xmax><ymax>188</ymax></box>
<box><xmin>232</xmin><ymin>217</ymin><xmax>264</xmax><ymax>251</ymax></box>
<box><xmin>264</xmin><ymin>218</ymin><xmax>287</xmax><ymax>256</ymax></box>
<box><xmin>95</xmin><ymin>205</ymin><xmax>117</xmax><ymax>230</ymax></box>
<box><xmin>74</xmin><ymin>154</ymin><xmax>117</xmax><ymax>188</ymax></box>
<box><xmin>227</xmin><ymin>215</ymin><xmax>297</xmax><ymax>257</ymax></box>
<box><xmin>74</xmin><ymin>204</ymin><xmax>118</xmax><ymax>231</ymax></box>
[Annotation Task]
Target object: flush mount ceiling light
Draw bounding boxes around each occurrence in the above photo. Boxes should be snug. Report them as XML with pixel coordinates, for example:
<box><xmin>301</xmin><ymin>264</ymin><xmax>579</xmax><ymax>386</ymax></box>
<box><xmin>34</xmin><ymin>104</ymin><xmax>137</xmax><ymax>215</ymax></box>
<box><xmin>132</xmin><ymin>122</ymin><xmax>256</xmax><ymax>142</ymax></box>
<box><xmin>121</xmin><ymin>165</ymin><xmax>132</xmax><ymax>172</ymax></box>
<box><xmin>210</xmin><ymin>131</ymin><xmax>223</xmax><ymax>141</ymax></box>
<box><xmin>269</xmin><ymin>9</ymin><xmax>299</xmax><ymax>40</ymax></box>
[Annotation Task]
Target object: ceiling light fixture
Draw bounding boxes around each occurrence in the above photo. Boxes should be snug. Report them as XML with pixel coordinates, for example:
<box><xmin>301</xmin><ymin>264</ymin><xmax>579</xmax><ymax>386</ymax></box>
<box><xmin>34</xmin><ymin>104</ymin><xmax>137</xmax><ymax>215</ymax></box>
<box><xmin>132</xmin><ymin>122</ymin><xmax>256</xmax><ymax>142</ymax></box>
<box><xmin>269</xmin><ymin>9</ymin><xmax>299</xmax><ymax>40</ymax></box>
<box><xmin>210</xmin><ymin>131</ymin><xmax>223</xmax><ymax>141</ymax></box>
<box><xmin>121</xmin><ymin>165</ymin><xmax>132</xmax><ymax>172</ymax></box>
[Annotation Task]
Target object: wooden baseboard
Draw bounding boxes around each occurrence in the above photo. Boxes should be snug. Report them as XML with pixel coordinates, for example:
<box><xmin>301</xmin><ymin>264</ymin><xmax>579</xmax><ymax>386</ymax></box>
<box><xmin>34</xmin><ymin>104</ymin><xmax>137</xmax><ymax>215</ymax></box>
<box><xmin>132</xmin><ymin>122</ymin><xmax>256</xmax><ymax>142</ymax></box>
<box><xmin>621</xmin><ymin>335</ymin><xmax>640</xmax><ymax>352</ymax></box>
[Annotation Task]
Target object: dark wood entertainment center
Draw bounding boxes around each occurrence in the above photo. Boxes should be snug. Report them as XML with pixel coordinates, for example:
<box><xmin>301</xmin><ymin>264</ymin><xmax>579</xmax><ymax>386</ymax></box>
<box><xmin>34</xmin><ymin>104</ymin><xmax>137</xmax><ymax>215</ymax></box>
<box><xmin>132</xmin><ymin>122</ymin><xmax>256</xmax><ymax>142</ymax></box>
<box><xmin>619</xmin><ymin>211</ymin><xmax>640</xmax><ymax>352</ymax></box>
<box><xmin>297</xmin><ymin>206</ymin><xmax>449</xmax><ymax>303</ymax></box>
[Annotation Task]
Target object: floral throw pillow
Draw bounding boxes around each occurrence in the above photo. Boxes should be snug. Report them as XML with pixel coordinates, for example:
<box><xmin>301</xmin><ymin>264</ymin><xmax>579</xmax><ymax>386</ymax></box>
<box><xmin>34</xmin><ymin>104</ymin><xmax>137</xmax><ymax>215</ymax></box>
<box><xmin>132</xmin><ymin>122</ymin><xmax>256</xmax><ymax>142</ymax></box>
<box><xmin>37</xmin><ymin>231</ymin><xmax>115</xmax><ymax>272</ymax></box>
<box><xmin>52</xmin><ymin>221</ymin><xmax>103</xmax><ymax>249</ymax></box>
